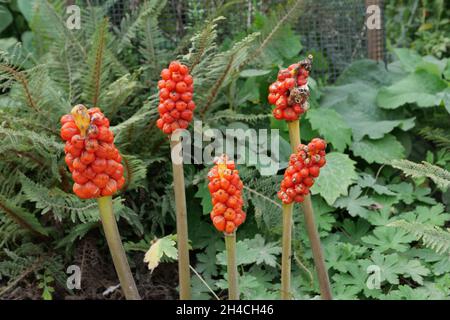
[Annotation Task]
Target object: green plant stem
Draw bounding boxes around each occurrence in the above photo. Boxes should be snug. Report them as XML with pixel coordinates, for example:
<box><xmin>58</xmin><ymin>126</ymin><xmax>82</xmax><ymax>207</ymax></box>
<box><xmin>97</xmin><ymin>196</ymin><xmax>140</xmax><ymax>300</ymax></box>
<box><xmin>225</xmin><ymin>232</ymin><xmax>239</xmax><ymax>300</ymax></box>
<box><xmin>287</xmin><ymin>120</ymin><xmax>332</xmax><ymax>300</ymax></box>
<box><xmin>170</xmin><ymin>138</ymin><xmax>191</xmax><ymax>300</ymax></box>
<box><xmin>281</xmin><ymin>203</ymin><xmax>293</xmax><ymax>300</ymax></box>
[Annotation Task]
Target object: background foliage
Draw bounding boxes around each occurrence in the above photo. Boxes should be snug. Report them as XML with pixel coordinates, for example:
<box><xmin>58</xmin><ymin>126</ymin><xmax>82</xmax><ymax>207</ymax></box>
<box><xmin>0</xmin><ymin>0</ymin><xmax>449</xmax><ymax>300</ymax></box>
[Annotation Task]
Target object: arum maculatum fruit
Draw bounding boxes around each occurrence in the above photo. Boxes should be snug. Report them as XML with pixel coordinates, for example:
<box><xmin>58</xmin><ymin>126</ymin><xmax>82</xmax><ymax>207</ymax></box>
<box><xmin>60</xmin><ymin>104</ymin><xmax>125</xmax><ymax>199</ymax></box>
<box><xmin>278</xmin><ymin>138</ymin><xmax>327</xmax><ymax>205</ymax></box>
<box><xmin>156</xmin><ymin>61</ymin><xmax>195</xmax><ymax>134</ymax></box>
<box><xmin>268</xmin><ymin>55</ymin><xmax>313</xmax><ymax>121</ymax></box>
<box><xmin>207</xmin><ymin>155</ymin><xmax>246</xmax><ymax>234</ymax></box>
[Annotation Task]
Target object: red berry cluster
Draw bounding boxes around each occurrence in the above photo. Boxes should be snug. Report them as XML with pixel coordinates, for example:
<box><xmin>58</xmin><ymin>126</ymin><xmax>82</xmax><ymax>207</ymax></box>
<box><xmin>277</xmin><ymin>138</ymin><xmax>327</xmax><ymax>205</ymax></box>
<box><xmin>60</xmin><ymin>105</ymin><xmax>125</xmax><ymax>199</ymax></box>
<box><xmin>207</xmin><ymin>155</ymin><xmax>246</xmax><ymax>234</ymax></box>
<box><xmin>268</xmin><ymin>55</ymin><xmax>313</xmax><ymax>121</ymax></box>
<box><xmin>156</xmin><ymin>61</ymin><xmax>195</xmax><ymax>134</ymax></box>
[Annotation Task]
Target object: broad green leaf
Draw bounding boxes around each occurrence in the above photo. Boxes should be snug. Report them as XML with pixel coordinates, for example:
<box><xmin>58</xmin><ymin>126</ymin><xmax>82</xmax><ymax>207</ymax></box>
<box><xmin>311</xmin><ymin>152</ymin><xmax>358</xmax><ymax>205</ymax></box>
<box><xmin>337</xmin><ymin>59</ymin><xmax>398</xmax><ymax>86</ymax></box>
<box><xmin>362</xmin><ymin>226</ymin><xmax>416</xmax><ymax>252</ymax></box>
<box><xmin>351</xmin><ymin>134</ymin><xmax>405</xmax><ymax>164</ymax></box>
<box><xmin>377</xmin><ymin>70</ymin><xmax>448</xmax><ymax>109</ymax></box>
<box><xmin>322</xmin><ymin>83</ymin><xmax>415</xmax><ymax>140</ymax></box>
<box><xmin>306</xmin><ymin>108</ymin><xmax>352</xmax><ymax>152</ymax></box>
<box><xmin>393</xmin><ymin>48</ymin><xmax>423</xmax><ymax>72</ymax></box>
<box><xmin>239</xmin><ymin>69</ymin><xmax>271</xmax><ymax>77</ymax></box>
<box><xmin>18</xmin><ymin>0</ymin><xmax>36</xmax><ymax>22</ymax></box>
<box><xmin>444</xmin><ymin>60</ymin><xmax>450</xmax><ymax>80</ymax></box>
<box><xmin>0</xmin><ymin>5</ymin><xmax>13</xmax><ymax>33</ymax></box>
<box><xmin>334</xmin><ymin>186</ymin><xmax>376</xmax><ymax>218</ymax></box>
<box><xmin>143</xmin><ymin>235</ymin><xmax>177</xmax><ymax>272</ymax></box>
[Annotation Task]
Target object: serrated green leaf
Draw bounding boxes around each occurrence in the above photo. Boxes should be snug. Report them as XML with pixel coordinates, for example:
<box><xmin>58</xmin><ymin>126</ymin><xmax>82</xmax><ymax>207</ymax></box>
<box><xmin>216</xmin><ymin>240</ymin><xmax>259</xmax><ymax>266</ymax></box>
<box><xmin>310</xmin><ymin>152</ymin><xmax>358</xmax><ymax>205</ymax></box>
<box><xmin>334</xmin><ymin>186</ymin><xmax>376</xmax><ymax>218</ymax></box>
<box><xmin>143</xmin><ymin>235</ymin><xmax>177</xmax><ymax>272</ymax></box>
<box><xmin>306</xmin><ymin>108</ymin><xmax>352</xmax><ymax>152</ymax></box>
<box><xmin>361</xmin><ymin>251</ymin><xmax>402</xmax><ymax>284</ymax></box>
<box><xmin>399</xmin><ymin>258</ymin><xmax>429</xmax><ymax>284</ymax></box>
<box><xmin>194</xmin><ymin>180</ymin><xmax>212</xmax><ymax>215</ymax></box>
<box><xmin>244</xmin><ymin>234</ymin><xmax>281</xmax><ymax>267</ymax></box>
<box><xmin>358</xmin><ymin>173</ymin><xmax>397</xmax><ymax>195</ymax></box>
<box><xmin>195</xmin><ymin>244</ymin><xmax>219</xmax><ymax>278</ymax></box>
<box><xmin>362</xmin><ymin>226</ymin><xmax>415</xmax><ymax>252</ymax></box>
<box><xmin>351</xmin><ymin>134</ymin><xmax>405</xmax><ymax>164</ymax></box>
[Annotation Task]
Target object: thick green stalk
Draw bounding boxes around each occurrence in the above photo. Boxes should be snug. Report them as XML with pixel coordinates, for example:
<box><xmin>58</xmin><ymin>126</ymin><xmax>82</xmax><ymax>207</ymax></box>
<box><xmin>97</xmin><ymin>196</ymin><xmax>141</xmax><ymax>300</ymax></box>
<box><xmin>281</xmin><ymin>203</ymin><xmax>293</xmax><ymax>300</ymax></box>
<box><xmin>225</xmin><ymin>233</ymin><xmax>239</xmax><ymax>300</ymax></box>
<box><xmin>170</xmin><ymin>138</ymin><xmax>191</xmax><ymax>300</ymax></box>
<box><xmin>287</xmin><ymin>120</ymin><xmax>332</xmax><ymax>300</ymax></box>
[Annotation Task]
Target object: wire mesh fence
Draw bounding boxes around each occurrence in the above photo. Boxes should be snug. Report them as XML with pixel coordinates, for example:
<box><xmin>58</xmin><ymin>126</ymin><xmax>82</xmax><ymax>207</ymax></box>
<box><xmin>87</xmin><ymin>0</ymin><xmax>386</xmax><ymax>81</ymax></box>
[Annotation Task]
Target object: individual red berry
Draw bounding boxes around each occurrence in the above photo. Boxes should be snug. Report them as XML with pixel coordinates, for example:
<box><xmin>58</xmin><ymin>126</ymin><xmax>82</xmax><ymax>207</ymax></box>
<box><xmin>169</xmin><ymin>61</ymin><xmax>181</xmax><ymax>72</ymax></box>
<box><xmin>225</xmin><ymin>221</ymin><xmax>235</xmax><ymax>234</ymax></box>
<box><xmin>213</xmin><ymin>216</ymin><xmax>226</xmax><ymax>232</ymax></box>
<box><xmin>309</xmin><ymin>166</ymin><xmax>320</xmax><ymax>177</ymax></box>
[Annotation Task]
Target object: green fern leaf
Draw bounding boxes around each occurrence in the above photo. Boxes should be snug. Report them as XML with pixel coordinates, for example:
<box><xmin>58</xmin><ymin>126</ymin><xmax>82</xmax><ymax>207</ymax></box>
<box><xmin>391</xmin><ymin>159</ymin><xmax>450</xmax><ymax>190</ymax></box>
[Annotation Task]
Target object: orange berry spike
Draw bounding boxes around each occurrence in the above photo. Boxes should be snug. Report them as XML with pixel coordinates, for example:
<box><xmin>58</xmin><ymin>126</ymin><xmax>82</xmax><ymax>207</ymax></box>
<box><xmin>207</xmin><ymin>155</ymin><xmax>245</xmax><ymax>234</ymax></box>
<box><xmin>278</xmin><ymin>138</ymin><xmax>327</xmax><ymax>205</ymax></box>
<box><xmin>61</xmin><ymin>105</ymin><xmax>125</xmax><ymax>199</ymax></box>
<box><xmin>268</xmin><ymin>55</ymin><xmax>313</xmax><ymax>122</ymax></box>
<box><xmin>155</xmin><ymin>61</ymin><xmax>195</xmax><ymax>135</ymax></box>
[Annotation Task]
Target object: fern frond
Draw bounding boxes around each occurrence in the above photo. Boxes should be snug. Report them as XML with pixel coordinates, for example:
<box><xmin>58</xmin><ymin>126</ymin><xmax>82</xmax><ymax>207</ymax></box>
<box><xmin>82</xmin><ymin>18</ymin><xmax>109</xmax><ymax>107</ymax></box>
<box><xmin>99</xmin><ymin>72</ymin><xmax>139</xmax><ymax>117</ymax></box>
<box><xmin>391</xmin><ymin>159</ymin><xmax>450</xmax><ymax>190</ymax></box>
<box><xmin>122</xmin><ymin>154</ymin><xmax>148</xmax><ymax>191</ymax></box>
<box><xmin>0</xmin><ymin>59</ymin><xmax>39</xmax><ymax>112</ymax></box>
<box><xmin>388</xmin><ymin>220</ymin><xmax>450</xmax><ymax>255</ymax></box>
<box><xmin>19</xmin><ymin>174</ymin><xmax>99</xmax><ymax>223</ymax></box>
<box><xmin>208</xmin><ymin>110</ymin><xmax>272</xmax><ymax>123</ymax></box>
<box><xmin>182</xmin><ymin>16</ymin><xmax>225</xmax><ymax>73</ymax></box>
<box><xmin>199</xmin><ymin>32</ymin><xmax>260</xmax><ymax>116</ymax></box>
<box><xmin>419</xmin><ymin>127</ymin><xmax>450</xmax><ymax>150</ymax></box>
<box><xmin>0</xmin><ymin>194</ymin><xmax>49</xmax><ymax>238</ymax></box>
